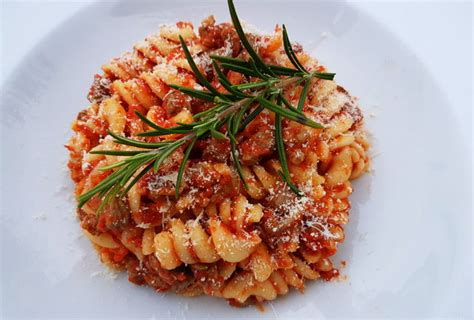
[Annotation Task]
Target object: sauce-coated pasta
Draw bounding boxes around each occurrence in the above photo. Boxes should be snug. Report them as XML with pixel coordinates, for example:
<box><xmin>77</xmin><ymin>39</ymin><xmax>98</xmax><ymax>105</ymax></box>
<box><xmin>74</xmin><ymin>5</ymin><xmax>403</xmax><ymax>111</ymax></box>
<box><xmin>66</xmin><ymin>15</ymin><xmax>369</xmax><ymax>307</ymax></box>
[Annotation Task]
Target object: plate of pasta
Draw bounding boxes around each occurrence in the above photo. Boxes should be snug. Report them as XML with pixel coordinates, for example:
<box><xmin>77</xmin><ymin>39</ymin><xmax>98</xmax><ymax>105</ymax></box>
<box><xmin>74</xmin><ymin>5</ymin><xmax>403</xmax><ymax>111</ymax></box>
<box><xmin>0</xmin><ymin>0</ymin><xmax>470</xmax><ymax>318</ymax></box>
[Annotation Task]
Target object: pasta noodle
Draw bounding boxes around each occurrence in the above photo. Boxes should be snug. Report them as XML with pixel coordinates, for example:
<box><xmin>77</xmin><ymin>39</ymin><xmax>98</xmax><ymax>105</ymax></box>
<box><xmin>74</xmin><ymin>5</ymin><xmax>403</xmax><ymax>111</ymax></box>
<box><xmin>209</xmin><ymin>218</ymin><xmax>261</xmax><ymax>263</ymax></box>
<box><xmin>83</xmin><ymin>229</ymin><xmax>119</xmax><ymax>249</ymax></box>
<box><xmin>221</xmin><ymin>254</ymin><xmax>321</xmax><ymax>303</ymax></box>
<box><xmin>154</xmin><ymin>195</ymin><xmax>264</xmax><ymax>270</ymax></box>
<box><xmin>66</xmin><ymin>15</ymin><xmax>370</xmax><ymax>307</ymax></box>
<box><xmin>205</xmin><ymin>195</ymin><xmax>263</xmax><ymax>231</ymax></box>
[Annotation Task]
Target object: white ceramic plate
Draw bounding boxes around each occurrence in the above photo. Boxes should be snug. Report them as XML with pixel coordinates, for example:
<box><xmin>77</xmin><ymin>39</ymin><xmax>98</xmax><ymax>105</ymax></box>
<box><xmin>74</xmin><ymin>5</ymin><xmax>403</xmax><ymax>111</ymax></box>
<box><xmin>1</xmin><ymin>1</ymin><xmax>471</xmax><ymax>319</ymax></box>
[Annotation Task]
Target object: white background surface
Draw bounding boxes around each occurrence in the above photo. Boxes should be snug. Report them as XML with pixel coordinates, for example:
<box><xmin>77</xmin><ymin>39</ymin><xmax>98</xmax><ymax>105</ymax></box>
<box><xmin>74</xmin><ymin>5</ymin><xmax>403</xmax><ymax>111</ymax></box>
<box><xmin>0</xmin><ymin>1</ymin><xmax>472</xmax><ymax>319</ymax></box>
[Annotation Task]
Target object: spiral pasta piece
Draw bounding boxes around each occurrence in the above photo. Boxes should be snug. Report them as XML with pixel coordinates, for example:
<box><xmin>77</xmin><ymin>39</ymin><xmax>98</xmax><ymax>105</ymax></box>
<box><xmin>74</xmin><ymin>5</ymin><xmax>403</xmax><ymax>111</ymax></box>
<box><xmin>244</xmin><ymin>243</ymin><xmax>274</xmax><ymax>282</ymax></box>
<box><xmin>205</xmin><ymin>195</ymin><xmax>263</xmax><ymax>231</ymax></box>
<box><xmin>83</xmin><ymin>229</ymin><xmax>119</xmax><ymax>249</ymax></box>
<box><xmin>102</xmin><ymin>51</ymin><xmax>153</xmax><ymax>81</ymax></box>
<box><xmin>154</xmin><ymin>219</ymin><xmax>219</xmax><ymax>270</ymax></box>
<box><xmin>241</xmin><ymin>163</ymin><xmax>279</xmax><ymax>200</ymax></box>
<box><xmin>221</xmin><ymin>254</ymin><xmax>321</xmax><ymax>303</ymax></box>
<box><xmin>209</xmin><ymin>218</ymin><xmax>261</xmax><ymax>263</ymax></box>
<box><xmin>111</xmin><ymin>79</ymin><xmax>159</xmax><ymax>110</ymax></box>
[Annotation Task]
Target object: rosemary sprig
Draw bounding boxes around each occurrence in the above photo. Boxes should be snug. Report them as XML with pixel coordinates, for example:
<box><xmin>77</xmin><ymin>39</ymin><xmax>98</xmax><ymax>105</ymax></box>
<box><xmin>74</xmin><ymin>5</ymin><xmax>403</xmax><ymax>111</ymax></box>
<box><xmin>77</xmin><ymin>0</ymin><xmax>335</xmax><ymax>212</ymax></box>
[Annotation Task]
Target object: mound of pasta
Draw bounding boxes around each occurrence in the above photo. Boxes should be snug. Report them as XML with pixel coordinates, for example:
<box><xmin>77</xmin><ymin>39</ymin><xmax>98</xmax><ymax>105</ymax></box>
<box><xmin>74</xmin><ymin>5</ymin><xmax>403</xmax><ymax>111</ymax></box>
<box><xmin>66</xmin><ymin>15</ymin><xmax>369</xmax><ymax>306</ymax></box>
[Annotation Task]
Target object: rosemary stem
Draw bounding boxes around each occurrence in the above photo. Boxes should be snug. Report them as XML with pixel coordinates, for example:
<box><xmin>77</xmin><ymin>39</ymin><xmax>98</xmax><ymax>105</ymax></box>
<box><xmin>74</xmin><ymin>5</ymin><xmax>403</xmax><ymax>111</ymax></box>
<box><xmin>218</xmin><ymin>97</ymin><xmax>254</xmax><ymax>120</ymax></box>
<box><xmin>217</xmin><ymin>76</ymin><xmax>302</xmax><ymax>121</ymax></box>
<box><xmin>274</xmin><ymin>76</ymin><xmax>303</xmax><ymax>89</ymax></box>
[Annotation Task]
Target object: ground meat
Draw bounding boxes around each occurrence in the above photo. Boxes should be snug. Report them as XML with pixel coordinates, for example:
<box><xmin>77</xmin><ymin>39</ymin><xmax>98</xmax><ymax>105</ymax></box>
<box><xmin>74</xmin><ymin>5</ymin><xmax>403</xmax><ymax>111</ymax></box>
<box><xmin>238</xmin><ymin>112</ymin><xmax>275</xmax><ymax>165</ymax></box>
<box><xmin>331</xmin><ymin>86</ymin><xmax>364</xmax><ymax>129</ymax></box>
<box><xmin>191</xmin><ymin>264</ymin><xmax>225</xmax><ymax>295</ymax></box>
<box><xmin>77</xmin><ymin>209</ymin><xmax>99</xmax><ymax>235</ymax></box>
<box><xmin>201</xmin><ymin>137</ymin><xmax>231</xmax><ymax>162</ymax></box>
<box><xmin>126</xmin><ymin>257</ymin><xmax>147</xmax><ymax>286</ymax></box>
<box><xmin>146</xmin><ymin>254</ymin><xmax>190</xmax><ymax>288</ymax></box>
<box><xmin>190</xmin><ymin>99</ymin><xmax>215</xmax><ymax>116</ymax></box>
<box><xmin>131</xmin><ymin>197</ymin><xmax>177</xmax><ymax>227</ymax></box>
<box><xmin>104</xmin><ymin>198</ymin><xmax>130</xmax><ymax>232</ymax></box>
<box><xmin>162</xmin><ymin>90</ymin><xmax>191</xmax><ymax>117</ymax></box>
<box><xmin>238</xmin><ymin>130</ymin><xmax>275</xmax><ymax>165</ymax></box>
<box><xmin>125</xmin><ymin>255</ymin><xmax>168</xmax><ymax>291</ymax></box>
<box><xmin>87</xmin><ymin>74</ymin><xmax>111</xmax><ymax>104</ymax></box>
<box><xmin>128</xmin><ymin>255</ymin><xmax>192</xmax><ymax>292</ymax></box>
<box><xmin>199</xmin><ymin>15</ymin><xmax>241</xmax><ymax>56</ymax></box>
<box><xmin>76</xmin><ymin>110</ymin><xmax>89</xmax><ymax>122</ymax></box>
